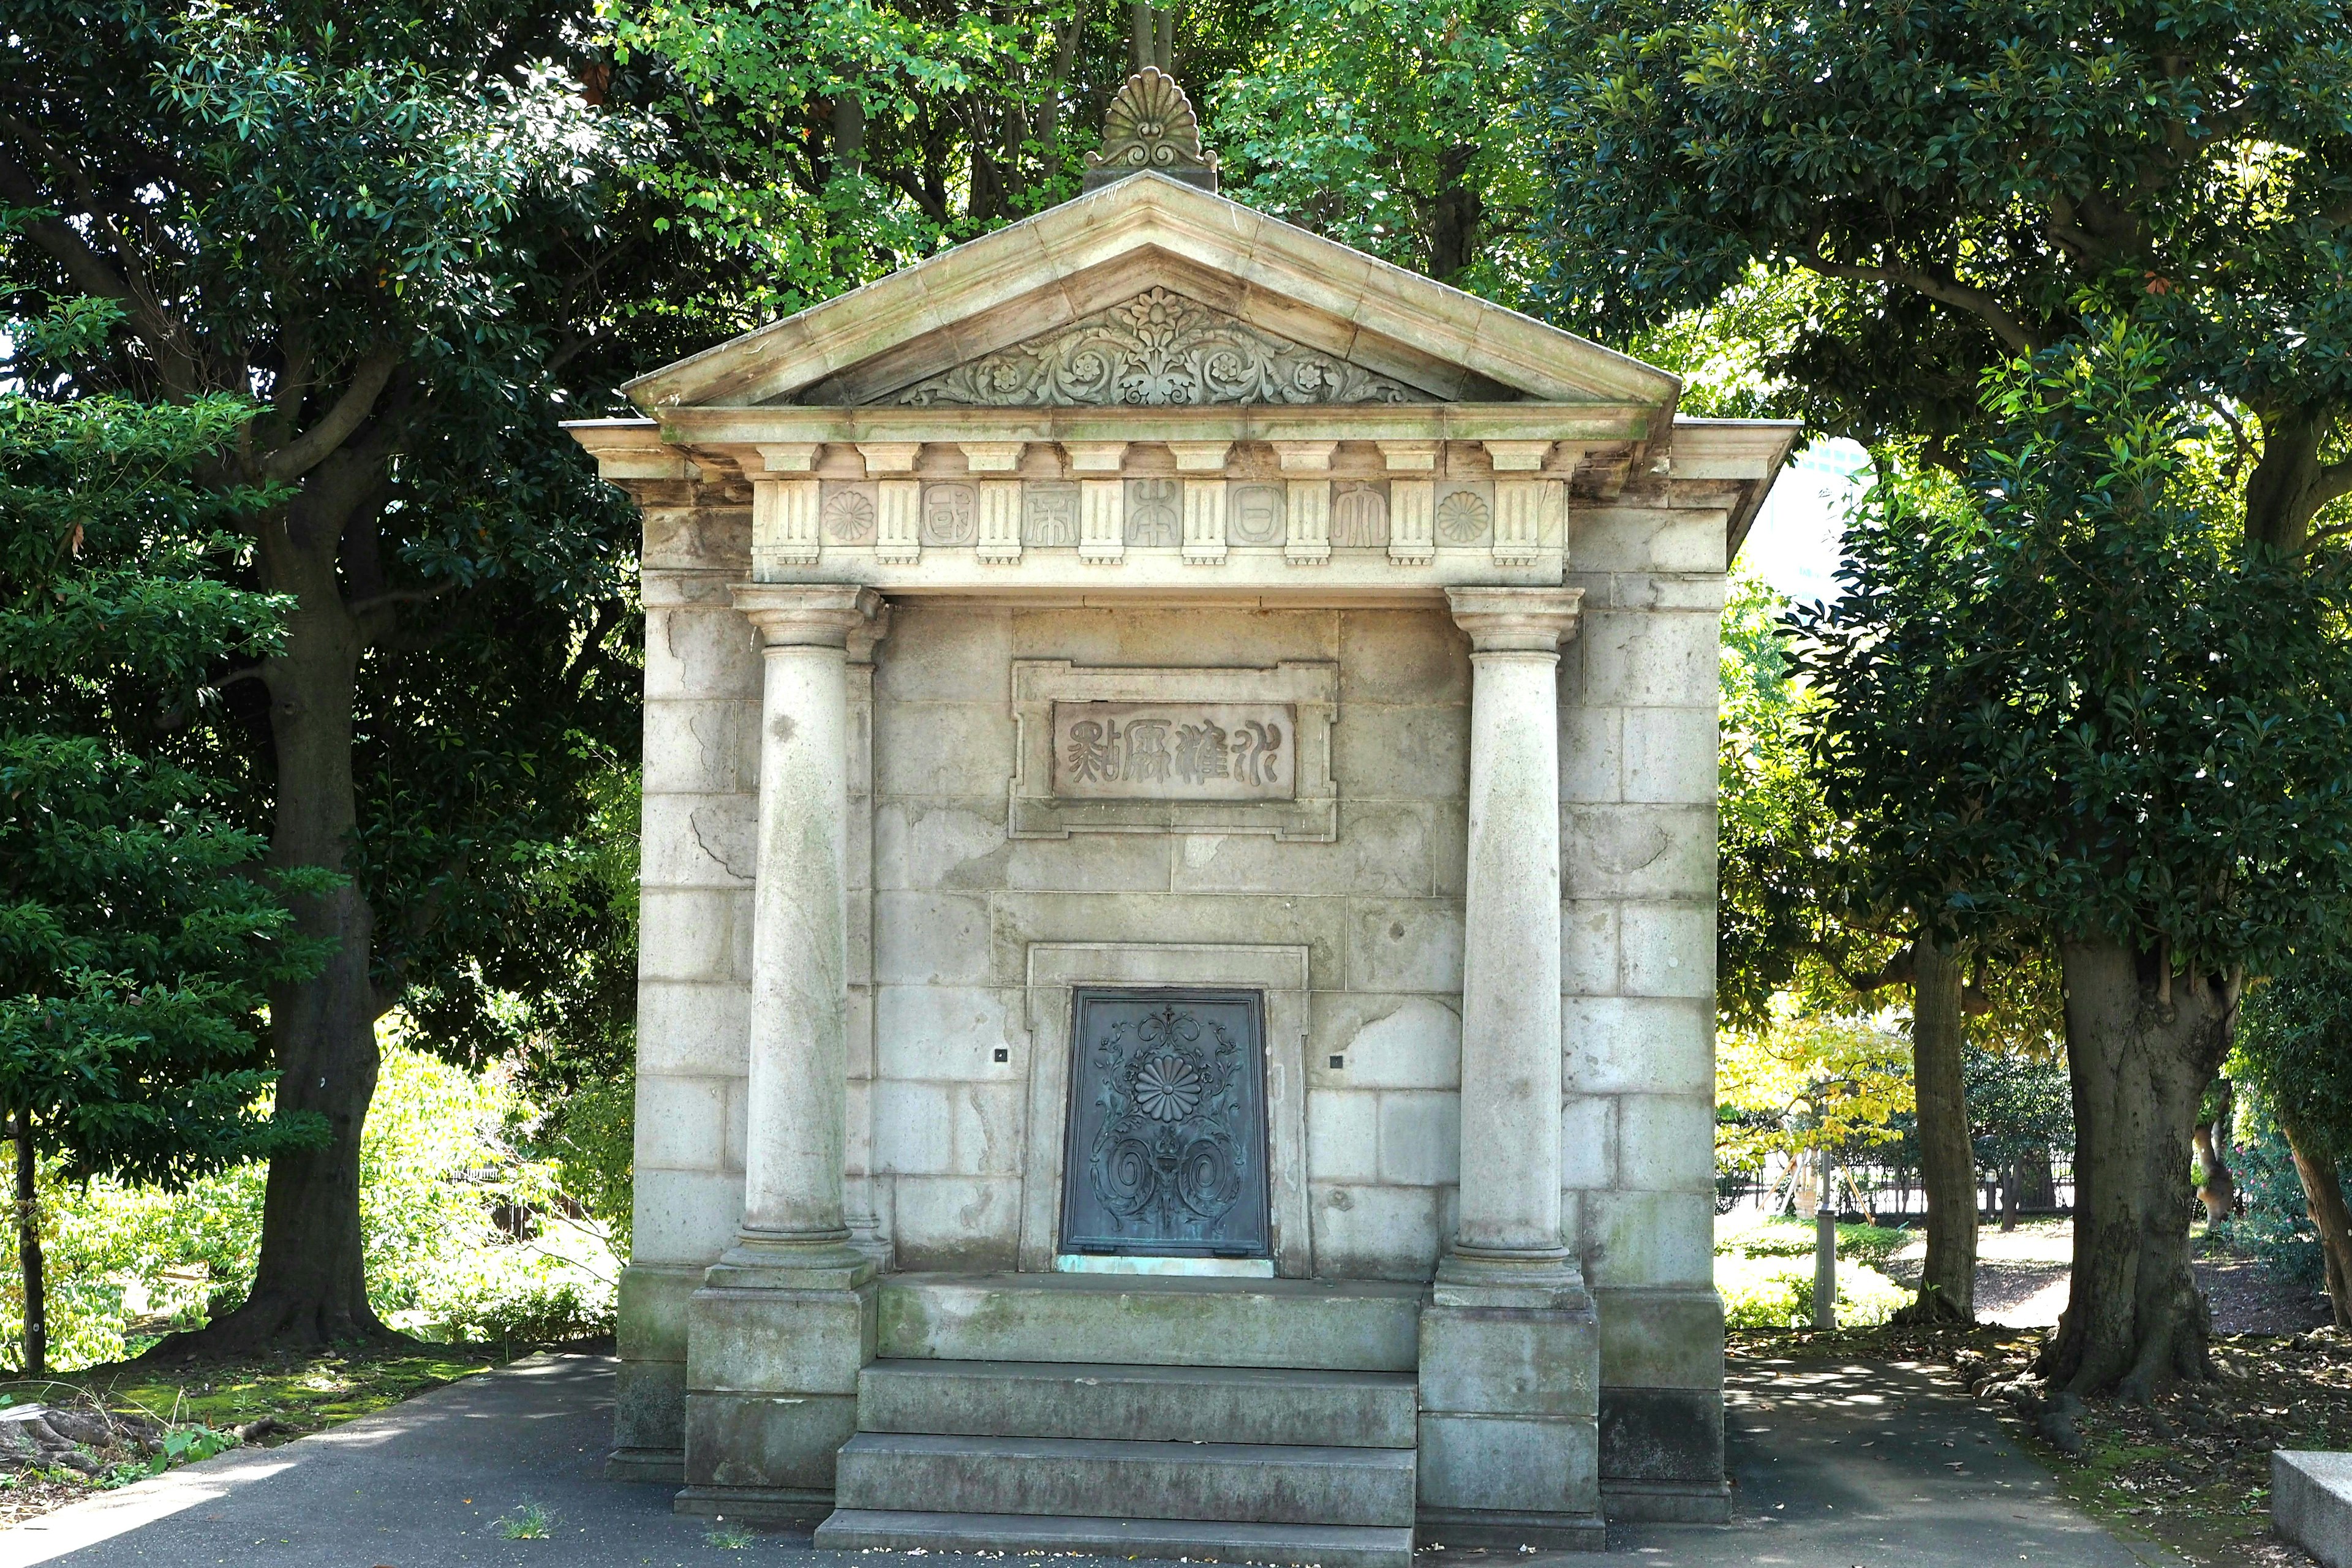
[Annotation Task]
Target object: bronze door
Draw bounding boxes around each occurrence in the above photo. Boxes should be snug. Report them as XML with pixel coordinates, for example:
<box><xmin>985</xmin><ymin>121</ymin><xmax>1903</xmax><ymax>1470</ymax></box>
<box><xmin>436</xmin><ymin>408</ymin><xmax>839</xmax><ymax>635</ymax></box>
<box><xmin>1060</xmin><ymin>987</ymin><xmax>1271</xmax><ymax>1258</ymax></box>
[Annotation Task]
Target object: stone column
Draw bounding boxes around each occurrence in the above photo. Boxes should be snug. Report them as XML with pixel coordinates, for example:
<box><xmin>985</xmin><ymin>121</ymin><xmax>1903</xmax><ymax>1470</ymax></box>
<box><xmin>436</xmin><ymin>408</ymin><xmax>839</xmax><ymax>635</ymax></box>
<box><xmin>1444</xmin><ymin>585</ymin><xmax>1584</xmax><ymax>1286</ymax></box>
<box><xmin>726</xmin><ymin>583</ymin><xmax>882</xmax><ymax>1272</ymax></box>
<box><xmin>679</xmin><ymin>582</ymin><xmax>883</xmax><ymax>1523</ymax></box>
<box><xmin>1417</xmin><ymin>584</ymin><xmax>1600</xmax><ymax>1550</ymax></box>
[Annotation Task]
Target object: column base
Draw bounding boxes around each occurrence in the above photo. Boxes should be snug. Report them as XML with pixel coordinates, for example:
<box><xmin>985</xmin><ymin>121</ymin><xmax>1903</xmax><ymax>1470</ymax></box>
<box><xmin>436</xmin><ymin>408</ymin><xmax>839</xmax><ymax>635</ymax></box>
<box><xmin>1415</xmin><ymin>1507</ymin><xmax>1607</xmax><ymax>1551</ymax></box>
<box><xmin>1599</xmin><ymin>1477</ymin><xmax>1732</xmax><ymax>1524</ymax></box>
<box><xmin>606</xmin><ymin>1446</ymin><xmax>684</xmax><ymax>1484</ymax></box>
<box><xmin>684</xmin><ymin>1275</ymin><xmax>876</xmax><ymax>1494</ymax></box>
<box><xmin>1417</xmin><ymin>1281</ymin><xmax>1600</xmax><ymax>1531</ymax></box>
<box><xmin>1434</xmin><ymin>1248</ymin><xmax>1593</xmax><ymax>1310</ymax></box>
<box><xmin>709</xmin><ymin>1231</ymin><xmax>876</xmax><ymax>1291</ymax></box>
<box><xmin>673</xmin><ymin>1484</ymin><xmax>832</xmax><ymax>1527</ymax></box>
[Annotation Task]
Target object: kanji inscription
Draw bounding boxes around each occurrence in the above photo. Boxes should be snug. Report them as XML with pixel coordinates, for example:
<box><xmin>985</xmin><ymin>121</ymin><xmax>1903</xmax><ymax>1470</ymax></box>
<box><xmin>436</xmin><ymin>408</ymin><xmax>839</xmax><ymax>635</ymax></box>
<box><xmin>1052</xmin><ymin>701</ymin><xmax>1293</xmax><ymax>801</ymax></box>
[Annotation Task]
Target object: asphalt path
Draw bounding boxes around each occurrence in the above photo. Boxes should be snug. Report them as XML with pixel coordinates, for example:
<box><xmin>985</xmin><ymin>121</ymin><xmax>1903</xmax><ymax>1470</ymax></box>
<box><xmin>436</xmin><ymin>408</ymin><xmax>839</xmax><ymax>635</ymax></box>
<box><xmin>1</xmin><ymin>1351</ymin><xmax>2180</xmax><ymax>1567</ymax></box>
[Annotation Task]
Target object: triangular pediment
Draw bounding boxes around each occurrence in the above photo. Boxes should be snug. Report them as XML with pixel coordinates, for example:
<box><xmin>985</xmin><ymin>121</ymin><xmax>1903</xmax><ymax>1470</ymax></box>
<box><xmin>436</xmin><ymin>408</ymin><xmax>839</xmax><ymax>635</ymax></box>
<box><xmin>623</xmin><ymin>174</ymin><xmax>1681</xmax><ymax>416</ymax></box>
<box><xmin>884</xmin><ymin>287</ymin><xmax>1434</xmax><ymax>408</ymax></box>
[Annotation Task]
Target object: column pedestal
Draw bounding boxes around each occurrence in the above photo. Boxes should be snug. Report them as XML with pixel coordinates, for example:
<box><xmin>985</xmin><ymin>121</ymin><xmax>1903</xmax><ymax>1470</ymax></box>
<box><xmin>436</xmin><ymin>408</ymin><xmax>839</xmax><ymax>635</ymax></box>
<box><xmin>1420</xmin><ymin>587</ymin><xmax>1601</xmax><ymax>1550</ymax></box>
<box><xmin>679</xmin><ymin>585</ymin><xmax>883</xmax><ymax>1523</ymax></box>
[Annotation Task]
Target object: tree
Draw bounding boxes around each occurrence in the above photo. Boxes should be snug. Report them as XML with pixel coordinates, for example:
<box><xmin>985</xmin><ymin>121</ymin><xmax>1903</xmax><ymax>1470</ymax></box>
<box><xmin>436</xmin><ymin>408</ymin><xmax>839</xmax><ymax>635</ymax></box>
<box><xmin>0</xmin><ymin>293</ymin><xmax>328</xmax><ymax>1374</ymax></box>
<box><xmin>1718</xmin><ymin>567</ymin><xmax>1992</xmax><ymax>1321</ymax></box>
<box><xmin>1799</xmin><ymin>325</ymin><xmax>2352</xmax><ymax>1395</ymax></box>
<box><xmin>1</xmin><ymin>2</ymin><xmax>644</xmax><ymax>1349</ymax></box>
<box><xmin>1966</xmin><ymin>1046</ymin><xmax>2074</xmax><ymax>1232</ymax></box>
<box><xmin>1532</xmin><ymin>0</ymin><xmax>2352</xmax><ymax>1390</ymax></box>
<box><xmin>2234</xmin><ymin>952</ymin><xmax>2352</xmax><ymax>1329</ymax></box>
<box><xmin>1212</xmin><ymin>0</ymin><xmax>1539</xmax><ymax>298</ymax></box>
<box><xmin>1529</xmin><ymin>0</ymin><xmax>2352</xmax><ymax>540</ymax></box>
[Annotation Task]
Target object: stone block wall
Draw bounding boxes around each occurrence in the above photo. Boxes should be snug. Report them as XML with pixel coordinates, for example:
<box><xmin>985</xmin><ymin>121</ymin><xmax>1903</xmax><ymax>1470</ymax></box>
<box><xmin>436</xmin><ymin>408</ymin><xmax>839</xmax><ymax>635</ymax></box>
<box><xmin>865</xmin><ymin>601</ymin><xmax>1475</xmax><ymax>1281</ymax></box>
<box><xmin>1562</xmin><ymin>489</ymin><xmax>1730</xmax><ymax>1503</ymax></box>
<box><xmin>620</xmin><ymin>478</ymin><xmax>1730</xmax><ymax>1491</ymax></box>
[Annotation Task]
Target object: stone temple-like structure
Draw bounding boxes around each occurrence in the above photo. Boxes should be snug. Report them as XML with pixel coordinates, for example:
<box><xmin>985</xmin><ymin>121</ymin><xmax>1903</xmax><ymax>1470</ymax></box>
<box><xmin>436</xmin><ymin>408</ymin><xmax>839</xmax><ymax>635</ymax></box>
<box><xmin>570</xmin><ymin>69</ymin><xmax>1794</xmax><ymax>1566</ymax></box>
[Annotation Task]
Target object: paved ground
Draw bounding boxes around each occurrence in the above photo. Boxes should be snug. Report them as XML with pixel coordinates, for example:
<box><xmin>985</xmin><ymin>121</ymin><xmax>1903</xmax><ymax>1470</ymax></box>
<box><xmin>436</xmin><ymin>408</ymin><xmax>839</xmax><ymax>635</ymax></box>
<box><xmin>2</xmin><ymin>1352</ymin><xmax>2178</xmax><ymax>1568</ymax></box>
<box><xmin>1605</xmin><ymin>1357</ymin><xmax>2179</xmax><ymax>1566</ymax></box>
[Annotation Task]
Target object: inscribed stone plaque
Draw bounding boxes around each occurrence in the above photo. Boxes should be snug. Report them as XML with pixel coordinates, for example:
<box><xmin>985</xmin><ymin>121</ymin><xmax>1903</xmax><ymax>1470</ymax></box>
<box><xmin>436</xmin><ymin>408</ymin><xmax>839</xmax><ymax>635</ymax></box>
<box><xmin>1060</xmin><ymin>987</ymin><xmax>1271</xmax><ymax>1259</ymax></box>
<box><xmin>1052</xmin><ymin>701</ymin><xmax>1294</xmax><ymax>801</ymax></box>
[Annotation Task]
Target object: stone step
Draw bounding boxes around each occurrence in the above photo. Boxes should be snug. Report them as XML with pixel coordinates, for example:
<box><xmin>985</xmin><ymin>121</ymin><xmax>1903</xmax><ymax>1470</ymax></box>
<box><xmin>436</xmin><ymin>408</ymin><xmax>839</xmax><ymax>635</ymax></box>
<box><xmin>876</xmin><ymin>1271</ymin><xmax>1423</xmax><ymax>1371</ymax></box>
<box><xmin>813</xmin><ymin>1509</ymin><xmax>1416</xmax><ymax>1568</ymax></box>
<box><xmin>858</xmin><ymin>1359</ymin><xmax>1419</xmax><ymax>1448</ymax></box>
<box><xmin>831</xmin><ymin>1431</ymin><xmax>1418</xmax><ymax>1527</ymax></box>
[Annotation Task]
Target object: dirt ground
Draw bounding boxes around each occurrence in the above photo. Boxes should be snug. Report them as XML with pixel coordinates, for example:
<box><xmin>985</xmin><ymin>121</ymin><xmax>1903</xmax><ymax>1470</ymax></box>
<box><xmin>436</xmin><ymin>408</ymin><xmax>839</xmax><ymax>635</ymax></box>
<box><xmin>1884</xmin><ymin>1217</ymin><xmax>2335</xmax><ymax>1333</ymax></box>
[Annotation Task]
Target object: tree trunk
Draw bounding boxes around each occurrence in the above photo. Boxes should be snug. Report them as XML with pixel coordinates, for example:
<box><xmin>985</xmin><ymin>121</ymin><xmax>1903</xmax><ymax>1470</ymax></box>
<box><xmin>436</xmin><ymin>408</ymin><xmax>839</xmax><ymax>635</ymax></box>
<box><xmin>2020</xmin><ymin>1151</ymin><xmax>2056</xmax><ymax>1211</ymax></box>
<box><xmin>1898</xmin><ymin>938</ymin><xmax>1975</xmax><ymax>1322</ymax></box>
<box><xmin>2242</xmin><ymin>402</ymin><xmax>2339</xmax><ymax>554</ymax></box>
<box><xmin>2000</xmin><ymin>1166</ymin><xmax>2019</xmax><ymax>1232</ymax></box>
<box><xmin>832</xmin><ymin>93</ymin><xmax>866</xmax><ymax>180</ymax></box>
<box><xmin>2036</xmin><ymin>938</ymin><xmax>2233</xmax><ymax>1399</ymax></box>
<box><xmin>2193</xmin><ymin>1076</ymin><xmax>2234</xmax><ymax>1226</ymax></box>
<box><xmin>1428</xmin><ymin>143</ymin><xmax>1482</xmax><ymax>285</ymax></box>
<box><xmin>154</xmin><ymin>473</ymin><xmax>404</xmax><ymax>1356</ymax></box>
<box><xmin>2277</xmin><ymin>1116</ymin><xmax>2352</xmax><ymax>1332</ymax></box>
<box><xmin>13</xmin><ymin>1112</ymin><xmax>43</xmax><ymax>1378</ymax></box>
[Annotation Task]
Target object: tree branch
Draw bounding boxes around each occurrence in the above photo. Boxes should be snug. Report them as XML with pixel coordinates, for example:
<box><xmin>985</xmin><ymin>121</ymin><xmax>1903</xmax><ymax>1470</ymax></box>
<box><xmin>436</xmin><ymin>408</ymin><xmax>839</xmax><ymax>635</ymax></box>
<box><xmin>262</xmin><ymin>349</ymin><xmax>401</xmax><ymax>481</ymax></box>
<box><xmin>1790</xmin><ymin>248</ymin><xmax>2048</xmax><ymax>357</ymax></box>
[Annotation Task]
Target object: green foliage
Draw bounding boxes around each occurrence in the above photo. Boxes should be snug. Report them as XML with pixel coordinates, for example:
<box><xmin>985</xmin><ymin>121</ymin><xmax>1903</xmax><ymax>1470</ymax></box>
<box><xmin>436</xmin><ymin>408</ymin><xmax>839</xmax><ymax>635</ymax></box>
<box><xmin>1714</xmin><ymin>1250</ymin><xmax>1910</xmax><ymax>1329</ymax></box>
<box><xmin>0</xmin><ymin>287</ymin><xmax>332</xmax><ymax>1214</ymax></box>
<box><xmin>1967</xmin><ymin>1047</ymin><xmax>2075</xmax><ymax>1176</ymax></box>
<box><xmin>1800</xmin><ymin>323</ymin><xmax>2352</xmax><ymax>978</ymax></box>
<box><xmin>1717</xmin><ymin>1011</ymin><xmax>1912</xmax><ymax>1167</ymax></box>
<box><xmin>1528</xmin><ymin>0</ymin><xmax>2352</xmax><ymax>540</ymax></box>
<box><xmin>0</xmin><ymin>1041</ymin><xmax>616</xmax><ymax>1369</ymax></box>
<box><xmin>1213</xmin><ymin>0</ymin><xmax>1536</xmax><ymax>296</ymax></box>
<box><xmin>538</xmin><ymin>1072</ymin><xmax>634</xmax><ymax>1256</ymax></box>
<box><xmin>2235</xmin><ymin>952</ymin><xmax>2352</xmax><ymax>1164</ymax></box>
<box><xmin>2218</xmin><ymin>1113</ymin><xmax>2326</xmax><ymax>1290</ymax></box>
<box><xmin>1721</xmin><ymin>1218</ymin><xmax>1910</xmax><ymax>1272</ymax></box>
<box><xmin>1716</xmin><ymin>568</ymin><xmax>1893</xmax><ymax>1027</ymax></box>
<box><xmin>496</xmin><ymin>1501</ymin><xmax>553</xmax><ymax>1539</ymax></box>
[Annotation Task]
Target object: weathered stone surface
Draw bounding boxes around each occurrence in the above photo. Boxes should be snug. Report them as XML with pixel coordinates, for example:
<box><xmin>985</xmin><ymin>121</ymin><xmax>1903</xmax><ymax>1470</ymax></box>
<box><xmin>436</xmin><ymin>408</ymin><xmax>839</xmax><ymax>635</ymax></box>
<box><xmin>1416</xmin><ymin>1413</ymin><xmax>1599</xmax><ymax>1516</ymax></box>
<box><xmin>686</xmin><ymin>1284</ymin><xmax>877</xmax><ymax>1396</ymax></box>
<box><xmin>1419</xmin><ymin>1305</ymin><xmax>1599</xmax><ymax>1419</ymax></box>
<box><xmin>1312</xmin><ymin>1182</ymin><xmax>1444</xmax><ymax>1280</ymax></box>
<box><xmin>815</xmin><ymin>1508</ymin><xmax>1414</xmax><ymax>1568</ymax></box>
<box><xmin>1599</xmin><ymin>1384</ymin><xmax>1724</xmax><ymax>1485</ymax></box>
<box><xmin>617</xmin><ymin>1264</ymin><xmax>701</xmax><ymax>1362</ymax></box>
<box><xmin>834</xmin><ymin>1432</ymin><xmax>1417</xmax><ymax>1526</ymax></box>
<box><xmin>1594</xmin><ymin>1286</ymin><xmax>1725</xmax><ymax>1390</ymax></box>
<box><xmin>855</xmin><ymin>1360</ymin><xmax>1418</xmax><ymax>1448</ymax></box>
<box><xmin>877</xmin><ymin>1273</ymin><xmax>1423</xmax><ymax>1371</ymax></box>
<box><xmin>630</xmin><ymin>1169</ymin><xmax>742</xmax><ymax>1264</ymax></box>
<box><xmin>684</xmin><ymin>1390</ymin><xmax>859</xmax><ymax>1490</ymax></box>
<box><xmin>612</xmin><ymin>1360</ymin><xmax>686</xmax><ymax>1453</ymax></box>
<box><xmin>2274</xmin><ymin>1450</ymin><xmax>2352</xmax><ymax>1568</ymax></box>
<box><xmin>1581</xmin><ymin>1190</ymin><xmax>1715</xmax><ymax>1289</ymax></box>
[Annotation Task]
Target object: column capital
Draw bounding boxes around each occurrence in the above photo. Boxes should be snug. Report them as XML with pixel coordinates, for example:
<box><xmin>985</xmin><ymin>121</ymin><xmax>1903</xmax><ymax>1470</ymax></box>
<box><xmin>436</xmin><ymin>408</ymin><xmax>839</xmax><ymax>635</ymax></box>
<box><xmin>730</xmin><ymin>583</ymin><xmax>884</xmax><ymax>647</ymax></box>
<box><xmin>1446</xmin><ymin>586</ymin><xmax>1583</xmax><ymax>654</ymax></box>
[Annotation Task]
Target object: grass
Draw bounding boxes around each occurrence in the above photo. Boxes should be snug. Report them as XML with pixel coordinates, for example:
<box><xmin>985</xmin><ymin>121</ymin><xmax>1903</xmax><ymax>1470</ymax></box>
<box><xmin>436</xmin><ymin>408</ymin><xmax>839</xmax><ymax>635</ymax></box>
<box><xmin>496</xmin><ymin>1500</ymin><xmax>553</xmax><ymax>1539</ymax></box>
<box><xmin>706</xmin><ymin>1521</ymin><xmax>755</xmax><ymax>1548</ymax></box>
<box><xmin>6</xmin><ymin>1343</ymin><xmax>521</xmax><ymax>1436</ymax></box>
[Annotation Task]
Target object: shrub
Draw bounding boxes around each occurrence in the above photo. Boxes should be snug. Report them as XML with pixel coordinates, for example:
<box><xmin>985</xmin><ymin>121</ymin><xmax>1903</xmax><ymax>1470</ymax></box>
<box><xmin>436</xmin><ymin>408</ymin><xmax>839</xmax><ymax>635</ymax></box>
<box><xmin>2218</xmin><ymin>1115</ymin><xmax>2325</xmax><ymax>1291</ymax></box>
<box><xmin>1717</xmin><ymin>1253</ymin><xmax>1912</xmax><ymax>1329</ymax></box>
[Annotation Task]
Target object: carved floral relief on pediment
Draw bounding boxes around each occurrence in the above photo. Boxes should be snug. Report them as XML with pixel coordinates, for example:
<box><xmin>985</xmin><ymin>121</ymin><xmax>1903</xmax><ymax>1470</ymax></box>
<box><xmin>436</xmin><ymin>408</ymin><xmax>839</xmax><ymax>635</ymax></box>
<box><xmin>884</xmin><ymin>288</ymin><xmax>1430</xmax><ymax>408</ymax></box>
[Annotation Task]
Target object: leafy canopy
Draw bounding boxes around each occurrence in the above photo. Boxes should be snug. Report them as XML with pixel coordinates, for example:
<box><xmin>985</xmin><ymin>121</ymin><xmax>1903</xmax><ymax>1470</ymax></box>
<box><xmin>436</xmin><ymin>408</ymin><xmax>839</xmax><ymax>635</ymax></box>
<box><xmin>1531</xmin><ymin>0</ymin><xmax>2352</xmax><ymax>537</ymax></box>
<box><xmin>1801</xmin><ymin>322</ymin><xmax>2352</xmax><ymax>979</ymax></box>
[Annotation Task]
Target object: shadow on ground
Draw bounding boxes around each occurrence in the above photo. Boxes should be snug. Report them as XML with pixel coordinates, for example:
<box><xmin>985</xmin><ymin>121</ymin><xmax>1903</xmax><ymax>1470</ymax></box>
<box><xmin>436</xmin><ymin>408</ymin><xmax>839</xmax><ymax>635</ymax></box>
<box><xmin>6</xmin><ymin>1353</ymin><xmax>2177</xmax><ymax>1567</ymax></box>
